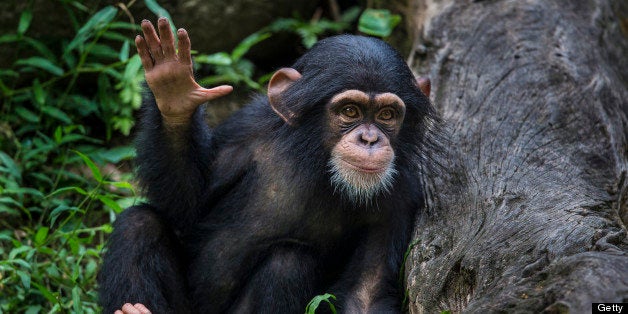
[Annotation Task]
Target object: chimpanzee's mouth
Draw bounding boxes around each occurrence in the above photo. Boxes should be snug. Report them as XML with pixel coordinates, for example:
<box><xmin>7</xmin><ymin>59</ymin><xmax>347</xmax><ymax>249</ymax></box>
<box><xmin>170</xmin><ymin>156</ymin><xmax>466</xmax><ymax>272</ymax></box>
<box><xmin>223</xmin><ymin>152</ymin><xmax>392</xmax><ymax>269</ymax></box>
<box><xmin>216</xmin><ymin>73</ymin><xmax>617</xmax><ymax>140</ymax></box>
<box><xmin>340</xmin><ymin>159</ymin><xmax>386</xmax><ymax>174</ymax></box>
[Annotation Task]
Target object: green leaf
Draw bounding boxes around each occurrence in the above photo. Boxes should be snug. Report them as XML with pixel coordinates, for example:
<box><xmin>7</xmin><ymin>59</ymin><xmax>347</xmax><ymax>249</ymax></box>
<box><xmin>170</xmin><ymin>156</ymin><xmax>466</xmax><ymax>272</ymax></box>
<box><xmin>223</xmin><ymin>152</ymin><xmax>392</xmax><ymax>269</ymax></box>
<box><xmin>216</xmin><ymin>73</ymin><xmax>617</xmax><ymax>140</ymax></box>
<box><xmin>33</xmin><ymin>79</ymin><xmax>46</xmax><ymax>106</ymax></box>
<box><xmin>85</xmin><ymin>259</ymin><xmax>97</xmax><ymax>278</ymax></box>
<box><xmin>25</xmin><ymin>306</ymin><xmax>42</xmax><ymax>314</ymax></box>
<box><xmin>18</xmin><ymin>10</ymin><xmax>33</xmax><ymax>35</ymax></box>
<box><xmin>341</xmin><ymin>6</ymin><xmax>362</xmax><ymax>24</ymax></box>
<box><xmin>122</xmin><ymin>54</ymin><xmax>142</xmax><ymax>83</ymax></box>
<box><xmin>16</xmin><ymin>270</ymin><xmax>31</xmax><ymax>289</ymax></box>
<box><xmin>73</xmin><ymin>150</ymin><xmax>102</xmax><ymax>182</ymax></box>
<box><xmin>0</xmin><ymin>203</ymin><xmax>21</xmax><ymax>216</ymax></box>
<box><xmin>108</xmin><ymin>21</ymin><xmax>140</xmax><ymax>31</ymax></box>
<box><xmin>98</xmin><ymin>195</ymin><xmax>123</xmax><ymax>213</ymax></box>
<box><xmin>22</xmin><ymin>37</ymin><xmax>56</xmax><ymax>61</ymax></box>
<box><xmin>34</xmin><ymin>227</ymin><xmax>50</xmax><ymax>245</ymax></box>
<box><xmin>15</xmin><ymin>107</ymin><xmax>40</xmax><ymax>123</ymax></box>
<box><xmin>66</xmin><ymin>6</ymin><xmax>118</xmax><ymax>53</ymax></box>
<box><xmin>195</xmin><ymin>52</ymin><xmax>232</xmax><ymax>66</ymax></box>
<box><xmin>68</xmin><ymin>237</ymin><xmax>80</xmax><ymax>257</ymax></box>
<box><xmin>42</xmin><ymin>106</ymin><xmax>72</xmax><ymax>124</ymax></box>
<box><xmin>358</xmin><ymin>9</ymin><xmax>401</xmax><ymax>38</ymax></box>
<box><xmin>102</xmin><ymin>224</ymin><xmax>113</xmax><ymax>233</ymax></box>
<box><xmin>47</xmin><ymin>186</ymin><xmax>89</xmax><ymax>198</ymax></box>
<box><xmin>115</xmin><ymin>197</ymin><xmax>138</xmax><ymax>212</ymax></box>
<box><xmin>15</xmin><ymin>57</ymin><xmax>64</xmax><ymax>76</ymax></box>
<box><xmin>305</xmin><ymin>293</ymin><xmax>337</xmax><ymax>314</ymax></box>
<box><xmin>299</xmin><ymin>30</ymin><xmax>318</xmax><ymax>49</ymax></box>
<box><xmin>3</xmin><ymin>187</ymin><xmax>44</xmax><ymax>198</ymax></box>
<box><xmin>231</xmin><ymin>32</ymin><xmax>271</xmax><ymax>61</ymax></box>
<box><xmin>101</xmin><ymin>30</ymin><xmax>132</xmax><ymax>43</ymax></box>
<box><xmin>119</xmin><ymin>40</ymin><xmax>130</xmax><ymax>61</ymax></box>
<box><xmin>33</xmin><ymin>282</ymin><xmax>58</xmax><ymax>305</ymax></box>
<box><xmin>112</xmin><ymin>116</ymin><xmax>135</xmax><ymax>136</ymax></box>
<box><xmin>89</xmin><ymin>43</ymin><xmax>119</xmax><ymax>59</ymax></box>
<box><xmin>97</xmin><ymin>145</ymin><xmax>136</xmax><ymax>163</ymax></box>
<box><xmin>72</xmin><ymin>285</ymin><xmax>83</xmax><ymax>314</ymax></box>
<box><xmin>7</xmin><ymin>258</ymin><xmax>31</xmax><ymax>269</ymax></box>
<box><xmin>0</xmin><ymin>69</ymin><xmax>19</xmax><ymax>78</ymax></box>
<box><xmin>0</xmin><ymin>34</ymin><xmax>20</xmax><ymax>44</ymax></box>
<box><xmin>109</xmin><ymin>181</ymin><xmax>135</xmax><ymax>190</ymax></box>
<box><xmin>73</xmin><ymin>150</ymin><xmax>103</xmax><ymax>183</ymax></box>
<box><xmin>0</xmin><ymin>151</ymin><xmax>21</xmax><ymax>180</ymax></box>
<box><xmin>49</xmin><ymin>205</ymin><xmax>82</xmax><ymax>227</ymax></box>
<box><xmin>9</xmin><ymin>246</ymin><xmax>32</xmax><ymax>260</ymax></box>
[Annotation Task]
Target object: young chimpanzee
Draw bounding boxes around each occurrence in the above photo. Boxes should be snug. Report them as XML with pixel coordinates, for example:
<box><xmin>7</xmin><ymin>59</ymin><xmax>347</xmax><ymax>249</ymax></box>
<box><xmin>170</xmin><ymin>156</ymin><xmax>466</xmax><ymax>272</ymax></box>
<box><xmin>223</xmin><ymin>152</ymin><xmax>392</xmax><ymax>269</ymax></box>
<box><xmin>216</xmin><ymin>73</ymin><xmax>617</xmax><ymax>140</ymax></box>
<box><xmin>98</xmin><ymin>17</ymin><xmax>438</xmax><ymax>314</ymax></box>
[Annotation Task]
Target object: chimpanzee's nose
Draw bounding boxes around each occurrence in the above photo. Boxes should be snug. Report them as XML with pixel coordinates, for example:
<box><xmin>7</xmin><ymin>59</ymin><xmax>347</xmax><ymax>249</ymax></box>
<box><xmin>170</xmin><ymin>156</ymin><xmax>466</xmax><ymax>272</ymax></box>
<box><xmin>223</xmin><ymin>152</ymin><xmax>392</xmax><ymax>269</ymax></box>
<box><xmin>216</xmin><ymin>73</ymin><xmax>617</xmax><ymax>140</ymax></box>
<box><xmin>358</xmin><ymin>128</ymin><xmax>379</xmax><ymax>146</ymax></box>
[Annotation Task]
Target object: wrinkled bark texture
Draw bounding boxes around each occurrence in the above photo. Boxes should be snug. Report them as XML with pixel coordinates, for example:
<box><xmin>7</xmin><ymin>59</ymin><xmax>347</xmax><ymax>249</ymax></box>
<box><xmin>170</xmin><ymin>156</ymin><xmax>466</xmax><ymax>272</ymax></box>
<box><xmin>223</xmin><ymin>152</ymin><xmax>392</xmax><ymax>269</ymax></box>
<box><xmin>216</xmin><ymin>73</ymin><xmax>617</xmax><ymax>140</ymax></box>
<box><xmin>406</xmin><ymin>0</ymin><xmax>628</xmax><ymax>312</ymax></box>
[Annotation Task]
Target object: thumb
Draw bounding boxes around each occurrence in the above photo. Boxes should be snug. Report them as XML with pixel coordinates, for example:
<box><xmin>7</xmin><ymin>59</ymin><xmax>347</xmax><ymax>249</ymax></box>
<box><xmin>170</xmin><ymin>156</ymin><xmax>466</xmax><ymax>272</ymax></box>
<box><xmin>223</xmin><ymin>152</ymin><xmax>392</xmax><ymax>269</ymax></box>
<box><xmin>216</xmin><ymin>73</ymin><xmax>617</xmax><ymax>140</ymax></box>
<box><xmin>201</xmin><ymin>85</ymin><xmax>233</xmax><ymax>102</ymax></box>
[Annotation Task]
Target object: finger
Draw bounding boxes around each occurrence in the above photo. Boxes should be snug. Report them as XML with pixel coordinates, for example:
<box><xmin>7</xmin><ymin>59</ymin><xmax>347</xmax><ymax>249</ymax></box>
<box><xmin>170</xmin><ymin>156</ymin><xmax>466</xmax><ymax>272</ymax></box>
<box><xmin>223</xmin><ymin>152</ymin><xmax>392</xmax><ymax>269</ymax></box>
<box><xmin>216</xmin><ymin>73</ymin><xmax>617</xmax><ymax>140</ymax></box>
<box><xmin>141</xmin><ymin>20</ymin><xmax>164</xmax><ymax>62</ymax></box>
<box><xmin>133</xmin><ymin>303</ymin><xmax>152</xmax><ymax>314</ymax></box>
<box><xmin>157</xmin><ymin>17</ymin><xmax>176</xmax><ymax>59</ymax></box>
<box><xmin>135</xmin><ymin>35</ymin><xmax>154</xmax><ymax>71</ymax></box>
<box><xmin>121</xmin><ymin>303</ymin><xmax>141</xmax><ymax>314</ymax></box>
<box><xmin>115</xmin><ymin>311</ymin><xmax>123</xmax><ymax>314</ymax></box>
<box><xmin>177</xmin><ymin>28</ymin><xmax>192</xmax><ymax>66</ymax></box>
<box><xmin>202</xmin><ymin>85</ymin><xmax>234</xmax><ymax>101</ymax></box>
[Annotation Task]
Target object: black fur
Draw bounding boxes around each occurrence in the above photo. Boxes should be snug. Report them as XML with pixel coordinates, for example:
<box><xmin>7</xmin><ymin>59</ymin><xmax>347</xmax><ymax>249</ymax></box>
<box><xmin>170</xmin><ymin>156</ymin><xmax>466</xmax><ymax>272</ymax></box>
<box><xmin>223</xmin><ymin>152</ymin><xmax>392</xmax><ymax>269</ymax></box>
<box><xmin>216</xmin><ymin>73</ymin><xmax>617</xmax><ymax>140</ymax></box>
<box><xmin>98</xmin><ymin>35</ymin><xmax>440</xmax><ymax>313</ymax></box>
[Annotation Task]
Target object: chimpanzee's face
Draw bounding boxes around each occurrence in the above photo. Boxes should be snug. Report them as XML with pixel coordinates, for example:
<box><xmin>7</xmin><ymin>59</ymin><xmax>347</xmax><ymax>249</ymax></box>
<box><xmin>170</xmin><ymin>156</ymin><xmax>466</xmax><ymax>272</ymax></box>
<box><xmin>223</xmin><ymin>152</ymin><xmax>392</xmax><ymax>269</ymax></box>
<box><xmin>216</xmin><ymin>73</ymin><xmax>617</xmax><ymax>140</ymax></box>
<box><xmin>325</xmin><ymin>89</ymin><xmax>406</xmax><ymax>204</ymax></box>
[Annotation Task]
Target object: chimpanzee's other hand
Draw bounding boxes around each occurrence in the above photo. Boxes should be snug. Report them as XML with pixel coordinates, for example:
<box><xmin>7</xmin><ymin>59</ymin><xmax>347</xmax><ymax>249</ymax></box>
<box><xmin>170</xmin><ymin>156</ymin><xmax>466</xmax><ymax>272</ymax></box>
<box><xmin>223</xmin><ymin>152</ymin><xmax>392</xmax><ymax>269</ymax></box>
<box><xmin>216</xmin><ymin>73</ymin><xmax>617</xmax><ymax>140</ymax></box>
<box><xmin>114</xmin><ymin>303</ymin><xmax>151</xmax><ymax>314</ymax></box>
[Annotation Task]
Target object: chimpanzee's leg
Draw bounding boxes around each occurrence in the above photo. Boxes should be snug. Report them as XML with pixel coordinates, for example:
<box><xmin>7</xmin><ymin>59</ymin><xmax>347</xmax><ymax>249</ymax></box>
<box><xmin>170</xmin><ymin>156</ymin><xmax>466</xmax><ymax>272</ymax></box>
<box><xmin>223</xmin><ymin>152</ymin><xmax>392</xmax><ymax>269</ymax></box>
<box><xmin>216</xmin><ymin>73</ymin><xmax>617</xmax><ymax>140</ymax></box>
<box><xmin>98</xmin><ymin>205</ymin><xmax>191</xmax><ymax>314</ymax></box>
<box><xmin>229</xmin><ymin>245</ymin><xmax>321</xmax><ymax>314</ymax></box>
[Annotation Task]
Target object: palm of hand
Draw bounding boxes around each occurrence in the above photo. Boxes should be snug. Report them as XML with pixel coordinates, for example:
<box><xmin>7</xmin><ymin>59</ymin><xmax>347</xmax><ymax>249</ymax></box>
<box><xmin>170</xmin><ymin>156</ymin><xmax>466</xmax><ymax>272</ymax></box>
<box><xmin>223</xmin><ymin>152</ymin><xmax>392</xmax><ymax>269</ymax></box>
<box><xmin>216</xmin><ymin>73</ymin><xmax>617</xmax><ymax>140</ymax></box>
<box><xmin>136</xmin><ymin>18</ymin><xmax>232</xmax><ymax>124</ymax></box>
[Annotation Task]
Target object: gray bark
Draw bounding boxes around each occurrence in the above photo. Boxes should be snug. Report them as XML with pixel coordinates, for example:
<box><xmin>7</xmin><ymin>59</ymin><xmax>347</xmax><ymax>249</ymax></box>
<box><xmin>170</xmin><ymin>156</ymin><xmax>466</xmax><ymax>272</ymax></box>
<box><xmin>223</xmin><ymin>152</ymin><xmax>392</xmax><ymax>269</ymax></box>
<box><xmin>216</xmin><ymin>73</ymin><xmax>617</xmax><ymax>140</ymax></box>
<box><xmin>406</xmin><ymin>0</ymin><xmax>628</xmax><ymax>312</ymax></box>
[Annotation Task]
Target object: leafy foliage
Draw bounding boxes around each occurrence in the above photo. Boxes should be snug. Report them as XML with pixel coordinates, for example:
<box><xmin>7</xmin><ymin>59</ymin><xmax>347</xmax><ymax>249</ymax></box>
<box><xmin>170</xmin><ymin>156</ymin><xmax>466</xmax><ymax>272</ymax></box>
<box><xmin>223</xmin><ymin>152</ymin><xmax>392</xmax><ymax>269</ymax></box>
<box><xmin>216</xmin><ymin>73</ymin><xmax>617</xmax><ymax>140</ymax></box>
<box><xmin>0</xmin><ymin>1</ymin><xmax>141</xmax><ymax>312</ymax></box>
<box><xmin>196</xmin><ymin>32</ymin><xmax>272</xmax><ymax>90</ymax></box>
<box><xmin>358</xmin><ymin>9</ymin><xmax>402</xmax><ymax>38</ymax></box>
<box><xmin>196</xmin><ymin>7</ymin><xmax>361</xmax><ymax>91</ymax></box>
<box><xmin>305</xmin><ymin>293</ymin><xmax>337</xmax><ymax>314</ymax></box>
<box><xmin>267</xmin><ymin>7</ymin><xmax>361</xmax><ymax>49</ymax></box>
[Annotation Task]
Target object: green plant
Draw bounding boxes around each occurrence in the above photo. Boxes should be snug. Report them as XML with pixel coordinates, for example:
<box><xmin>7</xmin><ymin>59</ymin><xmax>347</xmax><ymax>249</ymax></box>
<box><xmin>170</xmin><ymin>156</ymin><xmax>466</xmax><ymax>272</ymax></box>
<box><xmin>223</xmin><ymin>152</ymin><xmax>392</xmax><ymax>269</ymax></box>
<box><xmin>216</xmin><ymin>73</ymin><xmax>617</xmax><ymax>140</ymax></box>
<box><xmin>0</xmin><ymin>151</ymin><xmax>137</xmax><ymax>313</ymax></box>
<box><xmin>305</xmin><ymin>293</ymin><xmax>337</xmax><ymax>314</ymax></box>
<box><xmin>358</xmin><ymin>9</ymin><xmax>401</xmax><ymax>38</ymax></box>
<box><xmin>0</xmin><ymin>1</ymin><xmax>142</xmax><ymax>312</ymax></box>
<box><xmin>1</xmin><ymin>5</ymin><xmax>144</xmax><ymax>140</ymax></box>
<box><xmin>195</xmin><ymin>7</ymin><xmax>361</xmax><ymax>92</ymax></box>
<box><xmin>268</xmin><ymin>7</ymin><xmax>361</xmax><ymax>49</ymax></box>
<box><xmin>196</xmin><ymin>32</ymin><xmax>272</xmax><ymax>90</ymax></box>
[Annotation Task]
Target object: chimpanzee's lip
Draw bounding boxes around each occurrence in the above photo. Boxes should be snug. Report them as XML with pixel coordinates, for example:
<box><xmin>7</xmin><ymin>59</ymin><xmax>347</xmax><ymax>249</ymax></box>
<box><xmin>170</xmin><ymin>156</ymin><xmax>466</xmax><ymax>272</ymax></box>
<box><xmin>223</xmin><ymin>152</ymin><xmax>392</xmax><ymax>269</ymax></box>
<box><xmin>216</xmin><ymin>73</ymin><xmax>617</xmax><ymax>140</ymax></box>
<box><xmin>341</xmin><ymin>159</ymin><xmax>385</xmax><ymax>174</ymax></box>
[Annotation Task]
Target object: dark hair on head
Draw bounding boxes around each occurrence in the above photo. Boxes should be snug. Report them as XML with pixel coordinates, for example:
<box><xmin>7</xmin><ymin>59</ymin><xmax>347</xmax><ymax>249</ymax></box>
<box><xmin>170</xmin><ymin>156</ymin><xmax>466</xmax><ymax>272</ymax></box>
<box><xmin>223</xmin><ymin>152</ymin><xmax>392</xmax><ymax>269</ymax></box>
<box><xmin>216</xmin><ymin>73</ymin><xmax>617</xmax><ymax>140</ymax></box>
<box><xmin>280</xmin><ymin>35</ymin><xmax>433</xmax><ymax>129</ymax></box>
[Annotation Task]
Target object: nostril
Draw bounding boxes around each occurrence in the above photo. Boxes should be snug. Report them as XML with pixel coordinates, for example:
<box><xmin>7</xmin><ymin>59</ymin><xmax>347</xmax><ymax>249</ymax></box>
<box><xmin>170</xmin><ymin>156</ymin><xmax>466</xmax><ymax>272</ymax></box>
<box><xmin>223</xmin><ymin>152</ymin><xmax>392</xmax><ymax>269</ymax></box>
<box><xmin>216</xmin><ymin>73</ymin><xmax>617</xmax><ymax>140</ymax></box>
<box><xmin>359</xmin><ymin>131</ymin><xmax>379</xmax><ymax>146</ymax></box>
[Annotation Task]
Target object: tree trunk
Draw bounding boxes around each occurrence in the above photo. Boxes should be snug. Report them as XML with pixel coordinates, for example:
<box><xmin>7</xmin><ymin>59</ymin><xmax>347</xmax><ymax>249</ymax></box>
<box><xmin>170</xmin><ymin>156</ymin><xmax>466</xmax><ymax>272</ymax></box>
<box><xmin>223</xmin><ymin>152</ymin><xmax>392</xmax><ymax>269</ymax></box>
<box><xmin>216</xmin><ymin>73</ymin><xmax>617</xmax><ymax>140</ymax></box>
<box><xmin>406</xmin><ymin>0</ymin><xmax>628</xmax><ymax>312</ymax></box>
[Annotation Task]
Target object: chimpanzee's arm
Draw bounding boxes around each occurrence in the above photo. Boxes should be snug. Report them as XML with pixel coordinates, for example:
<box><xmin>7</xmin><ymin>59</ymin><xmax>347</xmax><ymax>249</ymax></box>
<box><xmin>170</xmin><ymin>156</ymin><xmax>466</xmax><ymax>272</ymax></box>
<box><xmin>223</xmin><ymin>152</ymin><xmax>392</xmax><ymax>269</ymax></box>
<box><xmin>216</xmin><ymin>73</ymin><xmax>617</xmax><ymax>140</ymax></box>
<box><xmin>333</xmin><ymin>210</ymin><xmax>415</xmax><ymax>313</ymax></box>
<box><xmin>133</xmin><ymin>18</ymin><xmax>232</xmax><ymax>227</ymax></box>
<box><xmin>134</xmin><ymin>98</ymin><xmax>213</xmax><ymax>228</ymax></box>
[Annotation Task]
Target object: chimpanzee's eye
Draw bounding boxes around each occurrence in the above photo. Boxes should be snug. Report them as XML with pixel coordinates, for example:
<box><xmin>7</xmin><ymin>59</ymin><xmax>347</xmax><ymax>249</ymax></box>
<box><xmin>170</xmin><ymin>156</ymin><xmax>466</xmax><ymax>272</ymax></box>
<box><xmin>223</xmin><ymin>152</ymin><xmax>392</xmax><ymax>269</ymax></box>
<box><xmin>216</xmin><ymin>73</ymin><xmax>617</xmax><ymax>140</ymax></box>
<box><xmin>341</xmin><ymin>105</ymin><xmax>360</xmax><ymax>118</ymax></box>
<box><xmin>378</xmin><ymin>109</ymin><xmax>395</xmax><ymax>121</ymax></box>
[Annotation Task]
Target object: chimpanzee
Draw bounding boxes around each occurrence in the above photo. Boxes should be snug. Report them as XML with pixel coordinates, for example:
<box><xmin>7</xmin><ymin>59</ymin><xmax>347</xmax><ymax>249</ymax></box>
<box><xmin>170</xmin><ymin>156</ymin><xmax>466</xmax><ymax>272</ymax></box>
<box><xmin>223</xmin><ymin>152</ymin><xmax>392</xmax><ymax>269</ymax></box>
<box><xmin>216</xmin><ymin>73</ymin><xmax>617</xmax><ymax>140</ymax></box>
<box><xmin>98</xmin><ymin>17</ymin><xmax>438</xmax><ymax>314</ymax></box>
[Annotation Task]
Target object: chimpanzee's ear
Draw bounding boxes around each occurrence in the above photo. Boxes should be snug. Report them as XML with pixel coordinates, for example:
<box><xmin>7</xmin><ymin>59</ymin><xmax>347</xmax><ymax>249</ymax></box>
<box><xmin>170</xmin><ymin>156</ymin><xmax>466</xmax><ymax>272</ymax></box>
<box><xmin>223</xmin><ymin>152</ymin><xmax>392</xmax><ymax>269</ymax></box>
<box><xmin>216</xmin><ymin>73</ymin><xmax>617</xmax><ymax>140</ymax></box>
<box><xmin>415</xmin><ymin>77</ymin><xmax>431</xmax><ymax>98</ymax></box>
<box><xmin>268</xmin><ymin>68</ymin><xmax>302</xmax><ymax>125</ymax></box>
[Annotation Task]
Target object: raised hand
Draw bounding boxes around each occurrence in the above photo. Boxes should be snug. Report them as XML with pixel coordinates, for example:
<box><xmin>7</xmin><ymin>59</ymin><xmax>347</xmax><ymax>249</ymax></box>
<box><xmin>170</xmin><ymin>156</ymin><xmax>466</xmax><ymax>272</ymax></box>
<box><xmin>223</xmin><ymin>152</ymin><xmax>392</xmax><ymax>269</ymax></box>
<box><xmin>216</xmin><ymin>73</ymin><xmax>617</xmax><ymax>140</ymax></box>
<box><xmin>135</xmin><ymin>18</ymin><xmax>233</xmax><ymax>125</ymax></box>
